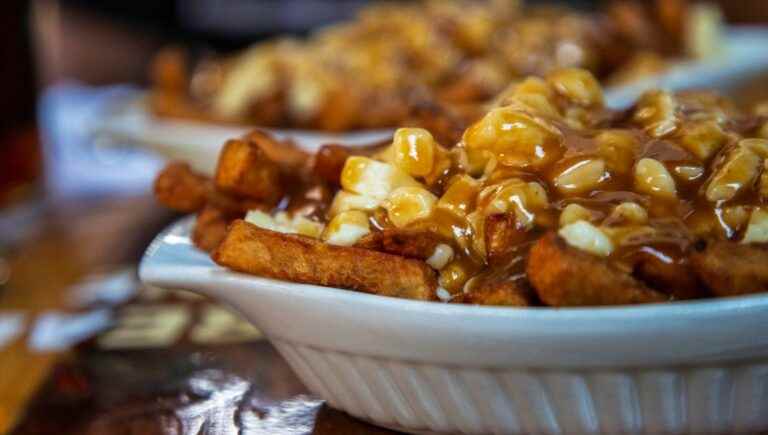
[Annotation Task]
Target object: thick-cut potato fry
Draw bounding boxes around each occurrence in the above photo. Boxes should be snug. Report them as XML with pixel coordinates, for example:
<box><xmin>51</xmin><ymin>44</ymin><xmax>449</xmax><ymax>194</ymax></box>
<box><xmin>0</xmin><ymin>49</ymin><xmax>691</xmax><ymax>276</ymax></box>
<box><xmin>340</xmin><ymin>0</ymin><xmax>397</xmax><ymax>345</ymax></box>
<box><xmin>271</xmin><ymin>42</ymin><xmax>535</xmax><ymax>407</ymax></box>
<box><xmin>356</xmin><ymin>229</ymin><xmax>448</xmax><ymax>260</ymax></box>
<box><xmin>214</xmin><ymin>139</ymin><xmax>282</xmax><ymax>201</ymax></box>
<box><xmin>632</xmin><ymin>248</ymin><xmax>703</xmax><ymax>299</ymax></box>
<box><xmin>214</xmin><ymin>220</ymin><xmax>438</xmax><ymax>300</ymax></box>
<box><xmin>311</xmin><ymin>142</ymin><xmax>391</xmax><ymax>185</ymax></box>
<box><xmin>154</xmin><ymin>162</ymin><xmax>210</xmax><ymax>213</ymax></box>
<box><xmin>154</xmin><ymin>159</ymin><xmax>270</xmax><ymax>218</ymax></box>
<box><xmin>193</xmin><ymin>205</ymin><xmax>237</xmax><ymax>252</ymax></box>
<box><xmin>244</xmin><ymin>130</ymin><xmax>309</xmax><ymax>173</ymax></box>
<box><xmin>484</xmin><ymin>213</ymin><xmax>529</xmax><ymax>266</ymax></box>
<box><xmin>462</xmin><ymin>280</ymin><xmax>532</xmax><ymax>306</ymax></box>
<box><xmin>312</xmin><ymin>145</ymin><xmax>351</xmax><ymax>185</ymax></box>
<box><xmin>690</xmin><ymin>240</ymin><xmax>768</xmax><ymax>297</ymax></box>
<box><xmin>527</xmin><ymin>232</ymin><xmax>668</xmax><ymax>306</ymax></box>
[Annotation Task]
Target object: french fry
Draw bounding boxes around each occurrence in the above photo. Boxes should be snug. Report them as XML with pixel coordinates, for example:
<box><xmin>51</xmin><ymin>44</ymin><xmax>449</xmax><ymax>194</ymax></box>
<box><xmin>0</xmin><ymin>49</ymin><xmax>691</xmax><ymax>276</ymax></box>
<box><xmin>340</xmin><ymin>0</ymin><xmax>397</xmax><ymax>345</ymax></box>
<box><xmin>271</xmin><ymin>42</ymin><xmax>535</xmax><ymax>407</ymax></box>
<box><xmin>527</xmin><ymin>232</ymin><xmax>668</xmax><ymax>306</ymax></box>
<box><xmin>484</xmin><ymin>213</ymin><xmax>530</xmax><ymax>267</ymax></box>
<box><xmin>213</xmin><ymin>220</ymin><xmax>438</xmax><ymax>300</ymax></box>
<box><xmin>690</xmin><ymin>240</ymin><xmax>768</xmax><ymax>297</ymax></box>
<box><xmin>244</xmin><ymin>129</ymin><xmax>310</xmax><ymax>173</ymax></box>
<box><xmin>461</xmin><ymin>280</ymin><xmax>533</xmax><ymax>307</ymax></box>
<box><xmin>214</xmin><ymin>139</ymin><xmax>282</xmax><ymax>201</ymax></box>
<box><xmin>192</xmin><ymin>205</ymin><xmax>237</xmax><ymax>252</ymax></box>
<box><xmin>312</xmin><ymin>145</ymin><xmax>351</xmax><ymax>185</ymax></box>
<box><xmin>632</xmin><ymin>248</ymin><xmax>702</xmax><ymax>300</ymax></box>
<box><xmin>154</xmin><ymin>162</ymin><xmax>210</xmax><ymax>213</ymax></box>
<box><xmin>311</xmin><ymin>141</ymin><xmax>391</xmax><ymax>185</ymax></box>
<box><xmin>356</xmin><ymin>229</ymin><xmax>448</xmax><ymax>260</ymax></box>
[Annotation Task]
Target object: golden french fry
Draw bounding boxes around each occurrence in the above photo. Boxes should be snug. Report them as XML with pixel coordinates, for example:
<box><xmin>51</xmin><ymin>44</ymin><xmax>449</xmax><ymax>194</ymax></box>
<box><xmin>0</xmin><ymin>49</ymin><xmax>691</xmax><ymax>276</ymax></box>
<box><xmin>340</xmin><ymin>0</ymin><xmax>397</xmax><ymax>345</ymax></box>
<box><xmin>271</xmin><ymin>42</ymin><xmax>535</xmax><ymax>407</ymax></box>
<box><xmin>484</xmin><ymin>213</ymin><xmax>529</xmax><ymax>267</ymax></box>
<box><xmin>213</xmin><ymin>220</ymin><xmax>438</xmax><ymax>300</ymax></box>
<box><xmin>527</xmin><ymin>232</ymin><xmax>668</xmax><ymax>306</ymax></box>
<box><xmin>244</xmin><ymin>129</ymin><xmax>310</xmax><ymax>173</ymax></box>
<box><xmin>632</xmin><ymin>248</ymin><xmax>702</xmax><ymax>300</ymax></box>
<box><xmin>691</xmin><ymin>240</ymin><xmax>768</xmax><ymax>297</ymax></box>
<box><xmin>462</xmin><ymin>280</ymin><xmax>532</xmax><ymax>306</ymax></box>
<box><xmin>193</xmin><ymin>205</ymin><xmax>237</xmax><ymax>252</ymax></box>
<box><xmin>356</xmin><ymin>229</ymin><xmax>448</xmax><ymax>260</ymax></box>
<box><xmin>312</xmin><ymin>144</ymin><xmax>351</xmax><ymax>185</ymax></box>
<box><xmin>154</xmin><ymin>162</ymin><xmax>210</xmax><ymax>213</ymax></box>
<box><xmin>214</xmin><ymin>139</ymin><xmax>282</xmax><ymax>201</ymax></box>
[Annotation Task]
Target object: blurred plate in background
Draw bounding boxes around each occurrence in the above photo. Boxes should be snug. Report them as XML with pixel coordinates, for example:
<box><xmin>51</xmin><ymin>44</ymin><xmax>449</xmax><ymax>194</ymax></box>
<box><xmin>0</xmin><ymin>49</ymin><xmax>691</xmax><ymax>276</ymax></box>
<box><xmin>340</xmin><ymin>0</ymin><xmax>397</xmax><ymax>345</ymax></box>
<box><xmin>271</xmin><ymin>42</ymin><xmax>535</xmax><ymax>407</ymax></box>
<box><xmin>606</xmin><ymin>26</ymin><xmax>768</xmax><ymax>107</ymax></box>
<box><xmin>87</xmin><ymin>27</ymin><xmax>768</xmax><ymax>177</ymax></box>
<box><xmin>91</xmin><ymin>97</ymin><xmax>394</xmax><ymax>175</ymax></box>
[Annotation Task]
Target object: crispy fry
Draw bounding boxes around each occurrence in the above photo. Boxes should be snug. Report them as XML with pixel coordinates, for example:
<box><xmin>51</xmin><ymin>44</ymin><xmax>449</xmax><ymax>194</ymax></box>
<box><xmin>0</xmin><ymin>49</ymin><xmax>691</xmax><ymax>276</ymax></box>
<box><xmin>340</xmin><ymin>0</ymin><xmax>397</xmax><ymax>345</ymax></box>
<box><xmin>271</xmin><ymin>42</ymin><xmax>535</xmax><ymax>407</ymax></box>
<box><xmin>243</xmin><ymin>130</ymin><xmax>309</xmax><ymax>173</ymax></box>
<box><xmin>462</xmin><ymin>280</ymin><xmax>532</xmax><ymax>306</ymax></box>
<box><xmin>192</xmin><ymin>205</ymin><xmax>237</xmax><ymax>252</ymax></box>
<box><xmin>632</xmin><ymin>248</ymin><xmax>703</xmax><ymax>299</ymax></box>
<box><xmin>356</xmin><ymin>229</ymin><xmax>448</xmax><ymax>260</ymax></box>
<box><xmin>484</xmin><ymin>214</ymin><xmax>529</xmax><ymax>267</ymax></box>
<box><xmin>312</xmin><ymin>145</ymin><xmax>351</xmax><ymax>185</ymax></box>
<box><xmin>311</xmin><ymin>141</ymin><xmax>392</xmax><ymax>185</ymax></box>
<box><xmin>154</xmin><ymin>160</ymin><xmax>270</xmax><ymax>217</ymax></box>
<box><xmin>154</xmin><ymin>162</ymin><xmax>210</xmax><ymax>213</ymax></box>
<box><xmin>214</xmin><ymin>139</ymin><xmax>282</xmax><ymax>201</ymax></box>
<box><xmin>213</xmin><ymin>220</ymin><xmax>438</xmax><ymax>300</ymax></box>
<box><xmin>690</xmin><ymin>240</ymin><xmax>768</xmax><ymax>297</ymax></box>
<box><xmin>527</xmin><ymin>232</ymin><xmax>668</xmax><ymax>306</ymax></box>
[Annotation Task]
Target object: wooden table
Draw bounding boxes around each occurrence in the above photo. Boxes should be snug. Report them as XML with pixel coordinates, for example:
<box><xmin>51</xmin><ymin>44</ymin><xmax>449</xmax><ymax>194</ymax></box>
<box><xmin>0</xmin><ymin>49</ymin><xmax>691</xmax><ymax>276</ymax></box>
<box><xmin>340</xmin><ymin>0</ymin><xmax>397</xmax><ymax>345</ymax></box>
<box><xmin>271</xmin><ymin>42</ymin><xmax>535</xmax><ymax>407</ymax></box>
<box><xmin>0</xmin><ymin>196</ymin><xmax>397</xmax><ymax>434</ymax></box>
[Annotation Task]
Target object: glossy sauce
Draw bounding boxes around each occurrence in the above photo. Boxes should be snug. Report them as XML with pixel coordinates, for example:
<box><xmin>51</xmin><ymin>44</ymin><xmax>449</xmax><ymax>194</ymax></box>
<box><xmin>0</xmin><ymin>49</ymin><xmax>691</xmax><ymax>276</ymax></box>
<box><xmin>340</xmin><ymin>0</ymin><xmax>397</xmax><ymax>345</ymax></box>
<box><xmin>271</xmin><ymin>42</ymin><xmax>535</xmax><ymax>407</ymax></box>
<box><xmin>380</xmin><ymin>92</ymin><xmax>768</xmax><ymax>298</ymax></box>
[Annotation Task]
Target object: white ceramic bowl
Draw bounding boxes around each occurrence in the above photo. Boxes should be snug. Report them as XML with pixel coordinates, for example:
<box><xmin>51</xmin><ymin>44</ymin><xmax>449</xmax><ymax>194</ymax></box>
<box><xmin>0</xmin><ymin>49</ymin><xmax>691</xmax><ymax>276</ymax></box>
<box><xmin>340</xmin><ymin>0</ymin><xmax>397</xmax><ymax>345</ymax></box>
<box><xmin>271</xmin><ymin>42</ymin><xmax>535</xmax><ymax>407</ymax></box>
<box><xmin>140</xmin><ymin>218</ymin><xmax>768</xmax><ymax>435</ymax></box>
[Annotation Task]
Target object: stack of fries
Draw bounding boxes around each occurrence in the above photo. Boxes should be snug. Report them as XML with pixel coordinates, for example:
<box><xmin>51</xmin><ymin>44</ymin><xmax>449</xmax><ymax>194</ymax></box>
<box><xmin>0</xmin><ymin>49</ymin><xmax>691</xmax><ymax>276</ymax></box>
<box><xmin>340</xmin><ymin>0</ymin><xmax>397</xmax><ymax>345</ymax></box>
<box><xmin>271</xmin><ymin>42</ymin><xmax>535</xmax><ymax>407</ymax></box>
<box><xmin>149</xmin><ymin>0</ymin><xmax>719</xmax><ymax>138</ymax></box>
<box><xmin>155</xmin><ymin>67</ymin><xmax>768</xmax><ymax>307</ymax></box>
